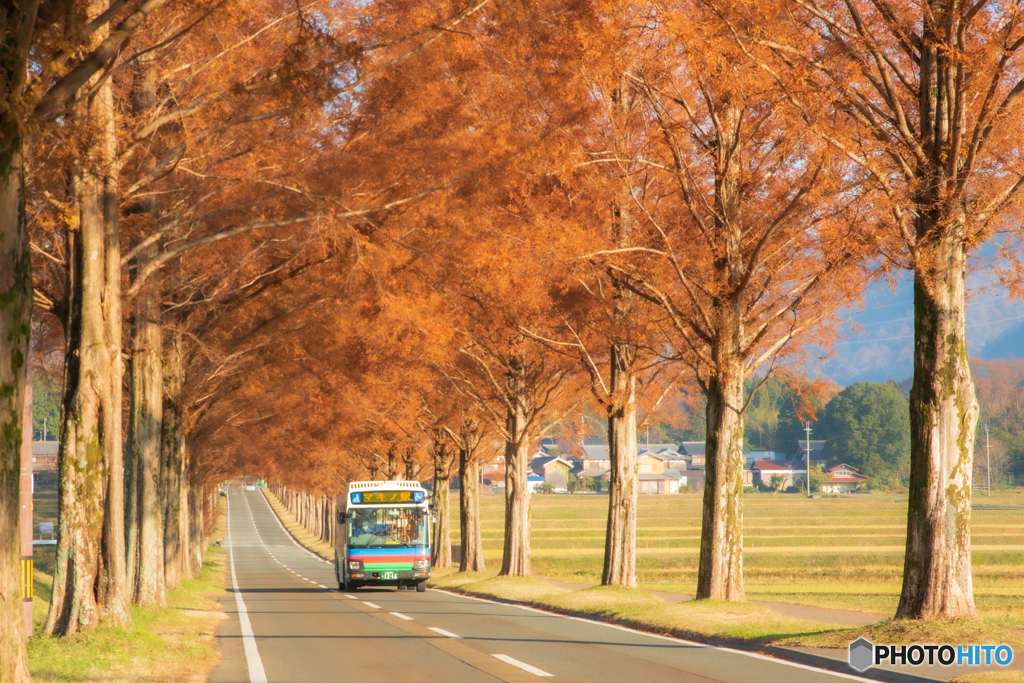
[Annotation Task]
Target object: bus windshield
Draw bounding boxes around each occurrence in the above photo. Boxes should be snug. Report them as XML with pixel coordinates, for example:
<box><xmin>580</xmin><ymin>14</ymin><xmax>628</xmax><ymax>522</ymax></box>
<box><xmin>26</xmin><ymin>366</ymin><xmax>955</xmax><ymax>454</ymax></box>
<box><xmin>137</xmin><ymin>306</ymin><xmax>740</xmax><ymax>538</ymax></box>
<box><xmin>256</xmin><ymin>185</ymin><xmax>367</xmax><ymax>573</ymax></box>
<box><xmin>348</xmin><ymin>507</ymin><xmax>428</xmax><ymax>547</ymax></box>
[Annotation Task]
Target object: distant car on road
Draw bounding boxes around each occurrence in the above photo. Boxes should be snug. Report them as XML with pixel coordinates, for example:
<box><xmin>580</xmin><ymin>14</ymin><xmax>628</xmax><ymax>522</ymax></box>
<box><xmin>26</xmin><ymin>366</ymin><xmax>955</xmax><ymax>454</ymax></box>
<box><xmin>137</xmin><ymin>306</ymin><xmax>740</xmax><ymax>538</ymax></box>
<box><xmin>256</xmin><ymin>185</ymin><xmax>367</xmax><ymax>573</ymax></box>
<box><xmin>245</xmin><ymin>485</ymin><xmax>255</xmax><ymax>491</ymax></box>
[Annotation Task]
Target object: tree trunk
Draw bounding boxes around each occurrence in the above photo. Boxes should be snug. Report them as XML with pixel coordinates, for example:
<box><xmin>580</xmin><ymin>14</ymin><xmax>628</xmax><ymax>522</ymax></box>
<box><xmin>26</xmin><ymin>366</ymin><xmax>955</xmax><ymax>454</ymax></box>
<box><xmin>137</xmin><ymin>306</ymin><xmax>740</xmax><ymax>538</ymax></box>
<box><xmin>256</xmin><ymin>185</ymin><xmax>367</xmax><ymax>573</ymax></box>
<box><xmin>45</xmin><ymin>41</ymin><xmax>130</xmax><ymax>632</ymax></box>
<box><xmin>0</xmin><ymin>140</ymin><xmax>32</xmax><ymax>682</ymax></box>
<box><xmin>897</xmin><ymin>230</ymin><xmax>979</xmax><ymax>619</ymax></box>
<box><xmin>432</xmin><ymin>476</ymin><xmax>452</xmax><ymax>568</ymax></box>
<box><xmin>161</xmin><ymin>329</ymin><xmax>187</xmax><ymax>588</ymax></box>
<box><xmin>127</xmin><ymin>250</ymin><xmax>165</xmax><ymax>606</ymax></box>
<box><xmin>603</xmin><ymin>343</ymin><xmax>638</xmax><ymax>587</ymax></box>
<box><xmin>500</xmin><ymin>356</ymin><xmax>531</xmax><ymax>577</ymax></box>
<box><xmin>459</xmin><ymin>444</ymin><xmax>485</xmax><ymax>572</ymax></box>
<box><xmin>188</xmin><ymin>480</ymin><xmax>204</xmax><ymax>575</ymax></box>
<box><xmin>696</xmin><ymin>366</ymin><xmax>746</xmax><ymax>601</ymax></box>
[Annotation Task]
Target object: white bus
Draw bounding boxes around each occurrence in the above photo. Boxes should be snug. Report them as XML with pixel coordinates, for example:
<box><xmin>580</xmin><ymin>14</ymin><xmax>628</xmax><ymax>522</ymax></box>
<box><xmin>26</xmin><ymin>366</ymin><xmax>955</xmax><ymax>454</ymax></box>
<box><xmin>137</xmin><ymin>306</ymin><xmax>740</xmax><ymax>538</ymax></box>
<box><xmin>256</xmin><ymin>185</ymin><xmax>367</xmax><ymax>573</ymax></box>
<box><xmin>334</xmin><ymin>480</ymin><xmax>431</xmax><ymax>592</ymax></box>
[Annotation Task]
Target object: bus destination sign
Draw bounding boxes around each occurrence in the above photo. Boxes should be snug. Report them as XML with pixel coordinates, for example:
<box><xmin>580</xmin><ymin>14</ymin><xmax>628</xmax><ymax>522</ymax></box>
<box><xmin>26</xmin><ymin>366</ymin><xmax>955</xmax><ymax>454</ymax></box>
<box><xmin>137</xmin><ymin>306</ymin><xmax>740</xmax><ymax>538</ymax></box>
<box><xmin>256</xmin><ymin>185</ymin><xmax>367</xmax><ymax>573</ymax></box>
<box><xmin>350</xmin><ymin>489</ymin><xmax>426</xmax><ymax>505</ymax></box>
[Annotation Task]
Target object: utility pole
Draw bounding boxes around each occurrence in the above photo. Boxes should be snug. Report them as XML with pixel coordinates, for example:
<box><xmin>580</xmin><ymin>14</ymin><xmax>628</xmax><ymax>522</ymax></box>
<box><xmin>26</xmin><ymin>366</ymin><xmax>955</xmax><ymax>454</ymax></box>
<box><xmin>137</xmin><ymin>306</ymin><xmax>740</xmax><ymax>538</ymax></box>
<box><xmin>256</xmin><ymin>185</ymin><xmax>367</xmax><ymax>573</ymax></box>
<box><xmin>986</xmin><ymin>423</ymin><xmax>991</xmax><ymax>497</ymax></box>
<box><xmin>804</xmin><ymin>421</ymin><xmax>812</xmax><ymax>497</ymax></box>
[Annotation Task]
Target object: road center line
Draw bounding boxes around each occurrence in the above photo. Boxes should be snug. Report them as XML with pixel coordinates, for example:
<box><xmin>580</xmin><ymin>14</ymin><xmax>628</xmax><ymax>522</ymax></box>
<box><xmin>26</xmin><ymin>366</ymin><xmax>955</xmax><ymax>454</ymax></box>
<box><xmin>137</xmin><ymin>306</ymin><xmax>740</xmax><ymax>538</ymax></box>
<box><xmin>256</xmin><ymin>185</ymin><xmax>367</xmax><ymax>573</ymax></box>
<box><xmin>343</xmin><ymin>594</ymin><xmax>357</xmax><ymax>599</ymax></box>
<box><xmin>362</xmin><ymin>601</ymin><xmax>381</xmax><ymax>609</ymax></box>
<box><xmin>389</xmin><ymin>612</ymin><xmax>413</xmax><ymax>621</ymax></box>
<box><xmin>227</xmin><ymin>496</ymin><xmax>268</xmax><ymax>683</ymax></box>
<box><xmin>492</xmin><ymin>654</ymin><xmax>552</xmax><ymax>677</ymax></box>
<box><xmin>428</xmin><ymin>627</ymin><xmax>461</xmax><ymax>639</ymax></box>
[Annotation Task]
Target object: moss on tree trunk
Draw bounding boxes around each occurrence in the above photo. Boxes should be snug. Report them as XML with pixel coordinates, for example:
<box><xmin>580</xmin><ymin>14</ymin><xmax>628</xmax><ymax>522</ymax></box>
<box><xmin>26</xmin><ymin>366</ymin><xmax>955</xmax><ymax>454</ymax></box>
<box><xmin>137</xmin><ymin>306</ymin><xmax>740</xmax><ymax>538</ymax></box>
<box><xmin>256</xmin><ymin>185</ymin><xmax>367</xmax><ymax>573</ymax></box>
<box><xmin>696</xmin><ymin>367</ymin><xmax>745</xmax><ymax>601</ymax></box>
<box><xmin>897</xmin><ymin>230</ymin><xmax>978</xmax><ymax>619</ymax></box>
<box><xmin>45</xmin><ymin>61</ymin><xmax>130</xmax><ymax>630</ymax></box>
<box><xmin>0</xmin><ymin>140</ymin><xmax>33</xmax><ymax>683</ymax></box>
<box><xmin>500</xmin><ymin>357</ymin><xmax>531</xmax><ymax>577</ymax></box>
<box><xmin>603</xmin><ymin>343</ymin><xmax>638</xmax><ymax>587</ymax></box>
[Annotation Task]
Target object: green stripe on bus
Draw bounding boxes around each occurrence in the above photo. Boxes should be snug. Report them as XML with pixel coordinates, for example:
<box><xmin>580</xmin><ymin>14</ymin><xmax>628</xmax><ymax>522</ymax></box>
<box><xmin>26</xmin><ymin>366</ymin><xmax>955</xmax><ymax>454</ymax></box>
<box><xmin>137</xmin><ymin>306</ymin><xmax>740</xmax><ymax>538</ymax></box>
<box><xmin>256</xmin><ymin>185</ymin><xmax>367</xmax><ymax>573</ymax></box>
<box><xmin>364</xmin><ymin>563</ymin><xmax>413</xmax><ymax>571</ymax></box>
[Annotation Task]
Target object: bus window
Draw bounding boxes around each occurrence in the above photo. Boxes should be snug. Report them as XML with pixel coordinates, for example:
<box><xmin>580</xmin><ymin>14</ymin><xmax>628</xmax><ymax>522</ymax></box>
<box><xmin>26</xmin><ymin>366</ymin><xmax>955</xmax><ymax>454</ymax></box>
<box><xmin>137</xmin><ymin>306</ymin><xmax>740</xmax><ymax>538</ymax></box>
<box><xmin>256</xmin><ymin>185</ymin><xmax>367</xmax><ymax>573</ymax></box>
<box><xmin>349</xmin><ymin>508</ymin><xmax>428</xmax><ymax>547</ymax></box>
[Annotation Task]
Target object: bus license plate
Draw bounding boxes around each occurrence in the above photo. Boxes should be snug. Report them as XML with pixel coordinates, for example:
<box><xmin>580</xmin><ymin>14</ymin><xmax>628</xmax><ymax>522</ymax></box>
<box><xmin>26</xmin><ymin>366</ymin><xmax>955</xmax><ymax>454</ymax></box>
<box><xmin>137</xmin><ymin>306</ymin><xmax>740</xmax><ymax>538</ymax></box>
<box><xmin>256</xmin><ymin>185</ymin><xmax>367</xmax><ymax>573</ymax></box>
<box><xmin>382</xmin><ymin>571</ymin><xmax>398</xmax><ymax>580</ymax></box>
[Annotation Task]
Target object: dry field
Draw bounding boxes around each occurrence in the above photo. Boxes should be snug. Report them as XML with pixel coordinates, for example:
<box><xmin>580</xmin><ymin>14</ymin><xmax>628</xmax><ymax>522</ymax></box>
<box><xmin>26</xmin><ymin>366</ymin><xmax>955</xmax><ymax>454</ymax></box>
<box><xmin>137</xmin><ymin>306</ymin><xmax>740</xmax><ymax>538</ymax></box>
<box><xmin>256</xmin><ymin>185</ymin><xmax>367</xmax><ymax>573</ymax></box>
<box><xmin>450</xmin><ymin>489</ymin><xmax>1024</xmax><ymax>625</ymax></box>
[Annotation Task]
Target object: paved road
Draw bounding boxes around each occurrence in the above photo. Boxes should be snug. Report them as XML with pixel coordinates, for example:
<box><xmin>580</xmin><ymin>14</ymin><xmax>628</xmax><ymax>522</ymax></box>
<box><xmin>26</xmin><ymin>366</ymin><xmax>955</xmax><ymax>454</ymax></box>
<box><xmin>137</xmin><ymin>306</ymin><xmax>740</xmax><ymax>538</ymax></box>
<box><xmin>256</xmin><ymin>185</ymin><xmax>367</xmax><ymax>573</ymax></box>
<box><xmin>211</xmin><ymin>489</ymin><xmax>928</xmax><ymax>683</ymax></box>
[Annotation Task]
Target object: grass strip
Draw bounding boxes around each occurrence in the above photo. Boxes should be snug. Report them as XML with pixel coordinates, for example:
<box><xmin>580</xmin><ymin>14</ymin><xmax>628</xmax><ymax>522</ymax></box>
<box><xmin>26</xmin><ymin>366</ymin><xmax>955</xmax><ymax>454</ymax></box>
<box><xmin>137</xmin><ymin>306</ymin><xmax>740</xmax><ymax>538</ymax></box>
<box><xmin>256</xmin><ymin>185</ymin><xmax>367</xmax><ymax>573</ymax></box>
<box><xmin>27</xmin><ymin>501</ymin><xmax>228</xmax><ymax>682</ymax></box>
<box><xmin>260</xmin><ymin>488</ymin><xmax>335</xmax><ymax>560</ymax></box>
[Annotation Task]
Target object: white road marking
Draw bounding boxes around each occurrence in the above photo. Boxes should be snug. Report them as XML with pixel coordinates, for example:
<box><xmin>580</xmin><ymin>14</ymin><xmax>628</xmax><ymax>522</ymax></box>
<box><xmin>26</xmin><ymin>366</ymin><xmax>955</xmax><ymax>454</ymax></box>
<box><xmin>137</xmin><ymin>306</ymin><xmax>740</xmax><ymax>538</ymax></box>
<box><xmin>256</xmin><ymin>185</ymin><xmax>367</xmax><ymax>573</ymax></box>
<box><xmin>437</xmin><ymin>589</ymin><xmax>869</xmax><ymax>682</ymax></box>
<box><xmin>362</xmin><ymin>602</ymin><xmax>381</xmax><ymax>609</ymax></box>
<box><xmin>343</xmin><ymin>594</ymin><xmax>357</xmax><ymax>599</ymax></box>
<box><xmin>428</xmin><ymin>627</ymin><xmax>461</xmax><ymax>639</ymax></box>
<box><xmin>389</xmin><ymin>612</ymin><xmax>413</xmax><ymax>621</ymax></box>
<box><xmin>227</xmin><ymin>496</ymin><xmax>268</xmax><ymax>683</ymax></box>
<box><xmin>316</xmin><ymin>584</ymin><xmax>327</xmax><ymax>589</ymax></box>
<box><xmin>492</xmin><ymin>654</ymin><xmax>552</xmax><ymax>677</ymax></box>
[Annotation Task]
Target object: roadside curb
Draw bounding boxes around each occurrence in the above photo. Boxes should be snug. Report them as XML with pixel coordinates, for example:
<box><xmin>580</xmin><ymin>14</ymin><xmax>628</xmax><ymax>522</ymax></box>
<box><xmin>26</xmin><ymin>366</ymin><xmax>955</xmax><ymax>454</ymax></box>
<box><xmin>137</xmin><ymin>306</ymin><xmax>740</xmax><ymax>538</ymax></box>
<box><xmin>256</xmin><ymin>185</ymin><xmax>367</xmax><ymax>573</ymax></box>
<box><xmin>259</xmin><ymin>488</ymin><xmax>333</xmax><ymax>564</ymax></box>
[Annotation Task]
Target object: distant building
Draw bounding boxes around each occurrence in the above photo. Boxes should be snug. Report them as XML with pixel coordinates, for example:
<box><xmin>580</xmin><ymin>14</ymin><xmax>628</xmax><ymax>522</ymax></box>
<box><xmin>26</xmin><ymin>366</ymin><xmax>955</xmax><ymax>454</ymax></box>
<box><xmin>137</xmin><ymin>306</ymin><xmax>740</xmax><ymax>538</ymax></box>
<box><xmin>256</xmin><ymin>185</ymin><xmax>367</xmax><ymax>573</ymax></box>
<box><xmin>794</xmin><ymin>439</ymin><xmax>827</xmax><ymax>468</ymax></box>
<box><xmin>32</xmin><ymin>441</ymin><xmax>58</xmax><ymax>473</ymax></box>
<box><xmin>751</xmin><ymin>459</ymin><xmax>806</xmax><ymax>490</ymax></box>
<box><xmin>529</xmin><ymin>456</ymin><xmax>572</xmax><ymax>492</ymax></box>
<box><xmin>823</xmin><ymin>463</ymin><xmax>869</xmax><ymax>493</ymax></box>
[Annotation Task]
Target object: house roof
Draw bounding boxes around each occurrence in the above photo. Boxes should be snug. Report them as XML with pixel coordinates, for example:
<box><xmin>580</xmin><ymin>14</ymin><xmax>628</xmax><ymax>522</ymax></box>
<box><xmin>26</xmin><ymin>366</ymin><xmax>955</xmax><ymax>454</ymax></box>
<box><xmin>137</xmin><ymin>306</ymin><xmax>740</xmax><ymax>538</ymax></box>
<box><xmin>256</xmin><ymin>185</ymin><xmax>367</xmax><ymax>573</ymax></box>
<box><xmin>639</xmin><ymin>472</ymin><xmax>678</xmax><ymax>481</ymax></box>
<box><xmin>753</xmin><ymin>459</ymin><xmax>791</xmax><ymax>471</ymax></box>
<box><xmin>33</xmin><ymin>441</ymin><xmax>59</xmax><ymax>456</ymax></box>
<box><xmin>677</xmin><ymin>470</ymin><xmax>706</xmax><ymax>478</ymax></box>
<box><xmin>530</xmin><ymin>456</ymin><xmax>571</xmax><ymax>468</ymax></box>
<box><xmin>581</xmin><ymin>445</ymin><xmax>610</xmax><ymax>460</ymax></box>
<box><xmin>679</xmin><ymin>441</ymin><xmax>706</xmax><ymax>455</ymax></box>
<box><xmin>795</xmin><ymin>439</ymin><xmax>826</xmax><ymax>454</ymax></box>
<box><xmin>827</xmin><ymin>463</ymin><xmax>862</xmax><ymax>473</ymax></box>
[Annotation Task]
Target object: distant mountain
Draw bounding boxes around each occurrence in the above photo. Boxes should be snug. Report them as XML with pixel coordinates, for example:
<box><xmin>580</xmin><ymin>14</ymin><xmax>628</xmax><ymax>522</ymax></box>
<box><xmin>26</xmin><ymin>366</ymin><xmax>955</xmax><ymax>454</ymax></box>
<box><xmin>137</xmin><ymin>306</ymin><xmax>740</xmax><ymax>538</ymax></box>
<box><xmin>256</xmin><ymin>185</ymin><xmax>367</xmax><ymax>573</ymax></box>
<box><xmin>810</xmin><ymin>271</ymin><xmax>1024</xmax><ymax>386</ymax></box>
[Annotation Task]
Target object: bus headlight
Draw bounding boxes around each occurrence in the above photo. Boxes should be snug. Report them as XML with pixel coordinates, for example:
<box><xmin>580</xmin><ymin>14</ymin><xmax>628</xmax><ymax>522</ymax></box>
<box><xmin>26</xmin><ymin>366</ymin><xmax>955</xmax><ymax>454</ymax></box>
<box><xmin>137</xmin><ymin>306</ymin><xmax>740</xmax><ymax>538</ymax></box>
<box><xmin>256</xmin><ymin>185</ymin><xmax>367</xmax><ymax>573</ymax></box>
<box><xmin>414</xmin><ymin>559</ymin><xmax>429</xmax><ymax>570</ymax></box>
<box><xmin>348</xmin><ymin>560</ymin><xmax>363</xmax><ymax>570</ymax></box>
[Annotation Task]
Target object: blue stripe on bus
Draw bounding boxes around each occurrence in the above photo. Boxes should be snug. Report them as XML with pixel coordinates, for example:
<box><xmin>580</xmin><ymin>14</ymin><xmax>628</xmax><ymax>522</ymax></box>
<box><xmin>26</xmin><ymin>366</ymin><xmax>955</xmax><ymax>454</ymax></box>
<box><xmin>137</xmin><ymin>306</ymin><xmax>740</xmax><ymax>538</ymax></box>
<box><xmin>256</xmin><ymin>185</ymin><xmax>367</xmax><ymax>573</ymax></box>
<box><xmin>347</xmin><ymin>547</ymin><xmax>429</xmax><ymax>557</ymax></box>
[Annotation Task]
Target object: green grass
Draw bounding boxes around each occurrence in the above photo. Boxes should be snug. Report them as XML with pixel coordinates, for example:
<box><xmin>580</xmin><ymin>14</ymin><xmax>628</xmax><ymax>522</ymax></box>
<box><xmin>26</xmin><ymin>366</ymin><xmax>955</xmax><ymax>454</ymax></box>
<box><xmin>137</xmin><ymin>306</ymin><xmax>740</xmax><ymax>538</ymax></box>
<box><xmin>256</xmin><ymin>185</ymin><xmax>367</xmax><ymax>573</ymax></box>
<box><xmin>27</xmin><ymin>493</ymin><xmax>228</xmax><ymax>683</ymax></box>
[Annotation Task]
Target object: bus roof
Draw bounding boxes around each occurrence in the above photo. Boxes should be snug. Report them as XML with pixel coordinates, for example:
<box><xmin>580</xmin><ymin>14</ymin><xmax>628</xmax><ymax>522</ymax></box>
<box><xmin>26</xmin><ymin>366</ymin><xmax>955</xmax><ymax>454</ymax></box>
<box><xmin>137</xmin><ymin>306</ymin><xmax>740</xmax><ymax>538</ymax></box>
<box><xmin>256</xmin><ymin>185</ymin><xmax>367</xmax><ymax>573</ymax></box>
<box><xmin>347</xmin><ymin>480</ymin><xmax>426</xmax><ymax>493</ymax></box>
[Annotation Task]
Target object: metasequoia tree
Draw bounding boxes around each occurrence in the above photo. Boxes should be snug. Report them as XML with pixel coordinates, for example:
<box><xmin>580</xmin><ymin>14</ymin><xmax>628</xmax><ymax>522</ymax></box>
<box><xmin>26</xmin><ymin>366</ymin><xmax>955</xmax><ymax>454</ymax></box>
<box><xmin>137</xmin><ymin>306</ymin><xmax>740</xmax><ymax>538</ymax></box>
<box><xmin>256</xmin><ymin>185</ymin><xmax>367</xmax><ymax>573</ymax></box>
<box><xmin>1</xmin><ymin>0</ymin><xmax>172</xmax><ymax>660</ymax></box>
<box><xmin>429</xmin><ymin>429</ymin><xmax>456</xmax><ymax>568</ymax></box>
<box><xmin>590</xmin><ymin>1</ymin><xmax>874</xmax><ymax>600</ymax></box>
<box><xmin>45</xmin><ymin>1</ymin><xmax>137</xmax><ymax>634</ymax></box>
<box><xmin>773</xmin><ymin>0</ymin><xmax>1024</xmax><ymax>618</ymax></box>
<box><xmin>449</xmin><ymin>416</ymin><xmax>486</xmax><ymax>572</ymax></box>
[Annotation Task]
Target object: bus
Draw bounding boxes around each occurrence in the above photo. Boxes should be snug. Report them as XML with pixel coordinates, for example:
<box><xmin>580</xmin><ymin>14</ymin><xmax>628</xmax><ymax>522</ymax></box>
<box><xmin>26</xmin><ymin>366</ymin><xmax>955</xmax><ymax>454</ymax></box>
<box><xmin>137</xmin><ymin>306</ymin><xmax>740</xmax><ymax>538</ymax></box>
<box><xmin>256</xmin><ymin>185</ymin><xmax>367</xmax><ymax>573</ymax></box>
<box><xmin>334</xmin><ymin>480</ymin><xmax>432</xmax><ymax>592</ymax></box>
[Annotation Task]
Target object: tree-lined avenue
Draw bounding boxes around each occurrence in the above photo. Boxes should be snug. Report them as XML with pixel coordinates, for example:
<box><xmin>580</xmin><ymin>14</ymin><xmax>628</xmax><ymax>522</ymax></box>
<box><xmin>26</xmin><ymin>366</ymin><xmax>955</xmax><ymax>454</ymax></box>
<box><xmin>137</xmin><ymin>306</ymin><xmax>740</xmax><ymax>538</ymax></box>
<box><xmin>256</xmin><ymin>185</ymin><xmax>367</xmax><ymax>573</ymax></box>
<box><xmin>215</xmin><ymin>487</ymin><xmax>909</xmax><ymax>683</ymax></box>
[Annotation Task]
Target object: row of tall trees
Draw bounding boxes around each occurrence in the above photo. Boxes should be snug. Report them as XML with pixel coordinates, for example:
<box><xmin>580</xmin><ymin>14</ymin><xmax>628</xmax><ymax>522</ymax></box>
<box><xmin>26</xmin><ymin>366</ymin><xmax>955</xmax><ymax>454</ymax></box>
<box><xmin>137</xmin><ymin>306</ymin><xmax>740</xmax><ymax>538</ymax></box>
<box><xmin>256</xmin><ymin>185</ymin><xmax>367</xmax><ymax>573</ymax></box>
<box><xmin>4</xmin><ymin>0</ymin><xmax>1024</xmax><ymax>678</ymax></box>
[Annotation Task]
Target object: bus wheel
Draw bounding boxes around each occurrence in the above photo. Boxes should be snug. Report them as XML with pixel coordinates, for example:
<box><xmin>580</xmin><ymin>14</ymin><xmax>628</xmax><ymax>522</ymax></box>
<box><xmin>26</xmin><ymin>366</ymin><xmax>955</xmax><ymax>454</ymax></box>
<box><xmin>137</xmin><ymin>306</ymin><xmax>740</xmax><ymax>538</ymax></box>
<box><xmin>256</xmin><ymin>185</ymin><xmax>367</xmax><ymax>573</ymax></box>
<box><xmin>416</xmin><ymin>581</ymin><xmax>426</xmax><ymax>593</ymax></box>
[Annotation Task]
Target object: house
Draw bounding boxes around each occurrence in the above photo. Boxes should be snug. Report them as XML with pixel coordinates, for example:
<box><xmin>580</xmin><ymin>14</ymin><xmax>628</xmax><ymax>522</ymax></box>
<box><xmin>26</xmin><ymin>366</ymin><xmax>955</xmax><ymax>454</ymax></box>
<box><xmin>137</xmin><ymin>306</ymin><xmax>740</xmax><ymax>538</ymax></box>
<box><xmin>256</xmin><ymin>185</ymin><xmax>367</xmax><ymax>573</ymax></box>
<box><xmin>529</xmin><ymin>455</ymin><xmax>572</xmax><ymax>492</ymax></box>
<box><xmin>677</xmin><ymin>469</ymin><xmax>706</xmax><ymax>492</ymax></box>
<box><xmin>640</xmin><ymin>471</ymin><xmax>681</xmax><ymax>494</ymax></box>
<box><xmin>794</xmin><ymin>439</ymin><xmax>828</xmax><ymax>468</ymax></box>
<box><xmin>746</xmin><ymin>450</ymin><xmax>785</xmax><ymax>464</ymax></box>
<box><xmin>823</xmin><ymin>463</ymin><xmax>869</xmax><ymax>493</ymax></box>
<box><xmin>751</xmin><ymin>459</ymin><xmax>807</xmax><ymax>490</ymax></box>
<box><xmin>527</xmin><ymin>475</ymin><xmax>546</xmax><ymax>493</ymax></box>
<box><xmin>32</xmin><ymin>441</ymin><xmax>58</xmax><ymax>472</ymax></box>
<box><xmin>580</xmin><ymin>445</ymin><xmax>611</xmax><ymax>472</ymax></box>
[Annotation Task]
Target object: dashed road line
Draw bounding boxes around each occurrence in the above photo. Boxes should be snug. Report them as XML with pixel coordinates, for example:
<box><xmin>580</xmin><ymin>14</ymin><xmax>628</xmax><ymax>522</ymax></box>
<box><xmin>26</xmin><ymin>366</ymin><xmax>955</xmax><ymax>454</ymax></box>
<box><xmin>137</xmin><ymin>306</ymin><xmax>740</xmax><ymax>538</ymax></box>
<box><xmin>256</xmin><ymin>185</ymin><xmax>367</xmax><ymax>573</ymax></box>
<box><xmin>362</xmin><ymin>602</ymin><xmax>381</xmax><ymax>609</ymax></box>
<box><xmin>492</xmin><ymin>655</ymin><xmax>552</xmax><ymax>677</ymax></box>
<box><xmin>428</xmin><ymin>627</ymin><xmax>461</xmax><ymax>639</ymax></box>
<box><xmin>389</xmin><ymin>612</ymin><xmax>413</xmax><ymax>621</ymax></box>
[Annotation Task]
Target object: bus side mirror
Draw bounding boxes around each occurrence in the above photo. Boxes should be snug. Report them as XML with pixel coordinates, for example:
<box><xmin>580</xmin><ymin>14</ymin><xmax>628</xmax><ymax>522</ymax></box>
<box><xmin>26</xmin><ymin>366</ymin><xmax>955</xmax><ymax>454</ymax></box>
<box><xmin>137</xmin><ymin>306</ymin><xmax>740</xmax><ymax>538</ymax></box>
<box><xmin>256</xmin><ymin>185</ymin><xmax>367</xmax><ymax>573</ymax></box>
<box><xmin>339</xmin><ymin>512</ymin><xmax>350</xmax><ymax>523</ymax></box>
